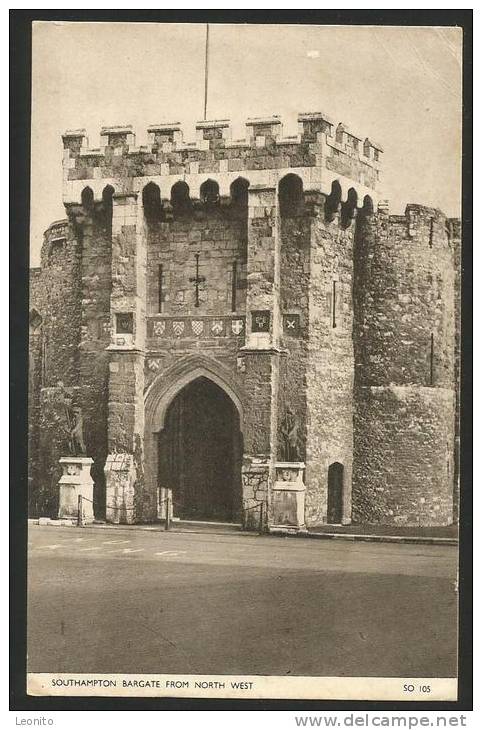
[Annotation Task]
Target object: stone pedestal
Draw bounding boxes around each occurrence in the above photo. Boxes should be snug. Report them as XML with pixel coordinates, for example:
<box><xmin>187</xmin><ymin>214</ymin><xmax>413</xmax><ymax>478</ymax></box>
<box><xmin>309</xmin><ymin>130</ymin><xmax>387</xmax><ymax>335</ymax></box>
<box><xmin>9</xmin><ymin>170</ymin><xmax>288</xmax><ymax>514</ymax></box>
<box><xmin>157</xmin><ymin>487</ymin><xmax>174</xmax><ymax>521</ymax></box>
<box><xmin>58</xmin><ymin>457</ymin><xmax>94</xmax><ymax>523</ymax></box>
<box><xmin>269</xmin><ymin>462</ymin><xmax>306</xmax><ymax>533</ymax></box>
<box><xmin>104</xmin><ymin>453</ymin><xmax>136</xmax><ymax>524</ymax></box>
<box><xmin>242</xmin><ymin>457</ymin><xmax>270</xmax><ymax>530</ymax></box>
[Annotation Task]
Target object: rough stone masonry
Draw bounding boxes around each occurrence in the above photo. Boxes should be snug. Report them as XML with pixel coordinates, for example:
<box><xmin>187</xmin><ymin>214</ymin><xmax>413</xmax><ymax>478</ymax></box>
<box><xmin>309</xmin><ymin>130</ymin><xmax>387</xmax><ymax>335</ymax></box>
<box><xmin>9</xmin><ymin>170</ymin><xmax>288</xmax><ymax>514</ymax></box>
<box><xmin>28</xmin><ymin>113</ymin><xmax>460</xmax><ymax>527</ymax></box>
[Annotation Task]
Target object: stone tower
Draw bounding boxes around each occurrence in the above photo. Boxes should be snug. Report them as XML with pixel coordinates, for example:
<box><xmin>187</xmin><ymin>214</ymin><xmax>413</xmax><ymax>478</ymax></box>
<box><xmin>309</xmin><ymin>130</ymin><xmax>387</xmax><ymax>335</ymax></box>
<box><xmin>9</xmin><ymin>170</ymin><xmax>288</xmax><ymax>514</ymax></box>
<box><xmin>353</xmin><ymin>204</ymin><xmax>459</xmax><ymax>525</ymax></box>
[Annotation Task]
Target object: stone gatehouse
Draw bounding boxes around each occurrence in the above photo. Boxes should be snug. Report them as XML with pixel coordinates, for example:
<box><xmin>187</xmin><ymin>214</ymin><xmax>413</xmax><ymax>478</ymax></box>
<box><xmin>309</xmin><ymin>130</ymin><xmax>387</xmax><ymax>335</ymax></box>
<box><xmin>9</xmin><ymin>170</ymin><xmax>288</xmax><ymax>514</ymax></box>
<box><xmin>28</xmin><ymin>113</ymin><xmax>460</xmax><ymax>527</ymax></box>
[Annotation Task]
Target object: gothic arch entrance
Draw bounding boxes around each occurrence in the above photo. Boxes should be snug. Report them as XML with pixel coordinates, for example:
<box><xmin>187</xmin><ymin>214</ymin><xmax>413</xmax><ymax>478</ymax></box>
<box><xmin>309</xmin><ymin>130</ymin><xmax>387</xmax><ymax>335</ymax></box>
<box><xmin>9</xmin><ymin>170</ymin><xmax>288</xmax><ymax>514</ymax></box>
<box><xmin>143</xmin><ymin>357</ymin><xmax>245</xmax><ymax>523</ymax></box>
<box><xmin>158</xmin><ymin>376</ymin><xmax>242</xmax><ymax>521</ymax></box>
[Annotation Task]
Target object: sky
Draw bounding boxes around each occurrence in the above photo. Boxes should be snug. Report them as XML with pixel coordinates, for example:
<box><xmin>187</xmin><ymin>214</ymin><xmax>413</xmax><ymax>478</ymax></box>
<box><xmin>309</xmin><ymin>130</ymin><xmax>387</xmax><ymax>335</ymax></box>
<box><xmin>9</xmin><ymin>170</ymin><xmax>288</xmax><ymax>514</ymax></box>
<box><xmin>30</xmin><ymin>22</ymin><xmax>462</xmax><ymax>265</ymax></box>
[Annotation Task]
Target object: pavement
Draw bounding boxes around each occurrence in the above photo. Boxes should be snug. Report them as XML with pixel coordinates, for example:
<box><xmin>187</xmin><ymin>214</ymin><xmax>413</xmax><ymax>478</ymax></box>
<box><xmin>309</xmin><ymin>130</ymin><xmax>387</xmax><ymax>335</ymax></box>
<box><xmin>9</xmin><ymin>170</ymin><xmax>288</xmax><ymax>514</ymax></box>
<box><xmin>27</xmin><ymin>524</ymin><xmax>458</xmax><ymax>678</ymax></box>
<box><xmin>29</xmin><ymin>518</ymin><xmax>458</xmax><ymax>544</ymax></box>
<box><xmin>306</xmin><ymin>523</ymin><xmax>458</xmax><ymax>545</ymax></box>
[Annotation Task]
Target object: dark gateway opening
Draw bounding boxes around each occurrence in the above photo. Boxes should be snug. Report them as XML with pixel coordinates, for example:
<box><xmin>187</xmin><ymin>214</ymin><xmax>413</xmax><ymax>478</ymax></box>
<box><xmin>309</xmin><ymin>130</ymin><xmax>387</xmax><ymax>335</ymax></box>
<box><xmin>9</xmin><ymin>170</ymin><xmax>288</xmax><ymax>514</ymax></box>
<box><xmin>158</xmin><ymin>377</ymin><xmax>243</xmax><ymax>522</ymax></box>
<box><xmin>327</xmin><ymin>462</ymin><xmax>344</xmax><ymax>524</ymax></box>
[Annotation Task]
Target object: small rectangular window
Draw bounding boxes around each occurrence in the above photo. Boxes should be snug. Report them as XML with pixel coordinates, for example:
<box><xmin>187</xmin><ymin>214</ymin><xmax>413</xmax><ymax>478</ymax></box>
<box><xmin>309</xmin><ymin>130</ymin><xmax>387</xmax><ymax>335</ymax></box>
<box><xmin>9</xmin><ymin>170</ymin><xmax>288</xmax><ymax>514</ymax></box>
<box><xmin>48</xmin><ymin>237</ymin><xmax>66</xmax><ymax>260</ymax></box>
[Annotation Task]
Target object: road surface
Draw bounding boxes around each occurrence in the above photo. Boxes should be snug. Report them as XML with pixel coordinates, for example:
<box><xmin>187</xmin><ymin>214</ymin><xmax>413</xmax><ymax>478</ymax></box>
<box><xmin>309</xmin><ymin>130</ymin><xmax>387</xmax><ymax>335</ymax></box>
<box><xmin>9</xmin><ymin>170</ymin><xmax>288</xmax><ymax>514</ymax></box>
<box><xmin>27</xmin><ymin>525</ymin><xmax>458</xmax><ymax>677</ymax></box>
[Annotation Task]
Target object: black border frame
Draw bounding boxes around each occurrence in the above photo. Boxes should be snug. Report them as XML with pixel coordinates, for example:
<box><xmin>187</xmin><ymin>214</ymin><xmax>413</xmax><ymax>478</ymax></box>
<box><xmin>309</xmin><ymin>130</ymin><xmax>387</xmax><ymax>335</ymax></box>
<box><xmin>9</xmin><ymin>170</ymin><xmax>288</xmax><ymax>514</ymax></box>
<box><xmin>10</xmin><ymin>8</ymin><xmax>473</xmax><ymax>712</ymax></box>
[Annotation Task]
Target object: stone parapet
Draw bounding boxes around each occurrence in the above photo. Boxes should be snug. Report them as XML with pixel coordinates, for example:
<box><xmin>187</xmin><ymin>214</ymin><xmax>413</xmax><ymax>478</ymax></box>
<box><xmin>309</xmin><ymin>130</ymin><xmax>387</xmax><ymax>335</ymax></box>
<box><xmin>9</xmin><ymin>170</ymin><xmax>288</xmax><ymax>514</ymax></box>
<box><xmin>61</xmin><ymin>112</ymin><xmax>383</xmax><ymax>206</ymax></box>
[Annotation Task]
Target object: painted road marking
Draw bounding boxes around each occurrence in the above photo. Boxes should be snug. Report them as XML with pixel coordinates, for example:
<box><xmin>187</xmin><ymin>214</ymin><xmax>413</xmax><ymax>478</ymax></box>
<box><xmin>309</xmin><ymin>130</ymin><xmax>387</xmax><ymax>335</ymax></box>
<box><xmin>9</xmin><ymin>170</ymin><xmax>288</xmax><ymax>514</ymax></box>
<box><xmin>108</xmin><ymin>548</ymin><xmax>144</xmax><ymax>554</ymax></box>
<box><xmin>102</xmin><ymin>540</ymin><xmax>131</xmax><ymax>545</ymax></box>
<box><xmin>155</xmin><ymin>551</ymin><xmax>187</xmax><ymax>557</ymax></box>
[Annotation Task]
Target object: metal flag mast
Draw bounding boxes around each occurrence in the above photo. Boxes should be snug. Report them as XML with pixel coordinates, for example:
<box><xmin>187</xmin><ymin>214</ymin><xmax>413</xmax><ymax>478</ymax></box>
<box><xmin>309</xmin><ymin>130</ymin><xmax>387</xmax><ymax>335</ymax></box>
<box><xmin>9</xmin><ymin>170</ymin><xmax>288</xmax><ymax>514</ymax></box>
<box><xmin>204</xmin><ymin>24</ymin><xmax>209</xmax><ymax>120</ymax></box>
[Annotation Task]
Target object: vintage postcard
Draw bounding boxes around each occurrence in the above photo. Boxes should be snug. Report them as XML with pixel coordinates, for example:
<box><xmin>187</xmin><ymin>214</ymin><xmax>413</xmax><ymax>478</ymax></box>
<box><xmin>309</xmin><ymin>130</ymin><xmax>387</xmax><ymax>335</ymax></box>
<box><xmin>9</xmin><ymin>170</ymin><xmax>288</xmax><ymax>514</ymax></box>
<box><xmin>25</xmin><ymin>19</ymin><xmax>463</xmax><ymax>702</ymax></box>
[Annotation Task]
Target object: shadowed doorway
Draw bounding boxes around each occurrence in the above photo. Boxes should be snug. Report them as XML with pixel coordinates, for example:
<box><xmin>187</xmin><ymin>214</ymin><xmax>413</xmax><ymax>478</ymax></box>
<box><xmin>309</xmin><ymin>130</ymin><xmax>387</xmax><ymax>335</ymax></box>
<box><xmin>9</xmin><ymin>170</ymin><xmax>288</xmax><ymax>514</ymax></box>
<box><xmin>327</xmin><ymin>462</ymin><xmax>344</xmax><ymax>524</ymax></box>
<box><xmin>158</xmin><ymin>376</ymin><xmax>243</xmax><ymax>522</ymax></box>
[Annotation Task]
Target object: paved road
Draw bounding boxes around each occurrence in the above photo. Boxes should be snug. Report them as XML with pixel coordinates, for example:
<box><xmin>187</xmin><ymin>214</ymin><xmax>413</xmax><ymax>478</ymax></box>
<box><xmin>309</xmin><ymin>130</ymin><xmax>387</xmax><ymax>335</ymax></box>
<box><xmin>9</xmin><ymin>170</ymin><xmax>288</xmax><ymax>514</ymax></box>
<box><xmin>27</xmin><ymin>525</ymin><xmax>458</xmax><ymax>677</ymax></box>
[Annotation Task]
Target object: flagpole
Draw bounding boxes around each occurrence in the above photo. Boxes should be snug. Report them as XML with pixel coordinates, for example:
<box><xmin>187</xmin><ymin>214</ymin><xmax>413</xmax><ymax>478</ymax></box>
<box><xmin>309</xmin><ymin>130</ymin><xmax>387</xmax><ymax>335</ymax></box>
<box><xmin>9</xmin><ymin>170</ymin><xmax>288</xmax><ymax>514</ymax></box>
<box><xmin>203</xmin><ymin>24</ymin><xmax>209</xmax><ymax>120</ymax></box>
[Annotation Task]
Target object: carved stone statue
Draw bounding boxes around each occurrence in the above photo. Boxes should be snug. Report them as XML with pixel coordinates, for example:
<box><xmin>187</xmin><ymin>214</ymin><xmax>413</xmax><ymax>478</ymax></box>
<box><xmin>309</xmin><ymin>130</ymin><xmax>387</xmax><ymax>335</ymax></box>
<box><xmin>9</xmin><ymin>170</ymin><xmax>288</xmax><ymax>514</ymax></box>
<box><xmin>63</xmin><ymin>398</ymin><xmax>86</xmax><ymax>456</ymax></box>
<box><xmin>279</xmin><ymin>406</ymin><xmax>301</xmax><ymax>462</ymax></box>
<box><xmin>70</xmin><ymin>406</ymin><xmax>86</xmax><ymax>456</ymax></box>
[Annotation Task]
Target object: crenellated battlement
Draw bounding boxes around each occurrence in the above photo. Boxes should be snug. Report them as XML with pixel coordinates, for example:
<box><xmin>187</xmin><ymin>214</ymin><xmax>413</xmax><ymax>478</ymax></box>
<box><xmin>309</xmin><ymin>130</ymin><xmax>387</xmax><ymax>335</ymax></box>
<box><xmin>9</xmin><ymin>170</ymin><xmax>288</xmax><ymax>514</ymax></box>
<box><xmin>62</xmin><ymin>112</ymin><xmax>383</xmax><ymax>207</ymax></box>
<box><xmin>45</xmin><ymin>218</ymin><xmax>69</xmax><ymax>235</ymax></box>
<box><xmin>370</xmin><ymin>203</ymin><xmax>458</xmax><ymax>250</ymax></box>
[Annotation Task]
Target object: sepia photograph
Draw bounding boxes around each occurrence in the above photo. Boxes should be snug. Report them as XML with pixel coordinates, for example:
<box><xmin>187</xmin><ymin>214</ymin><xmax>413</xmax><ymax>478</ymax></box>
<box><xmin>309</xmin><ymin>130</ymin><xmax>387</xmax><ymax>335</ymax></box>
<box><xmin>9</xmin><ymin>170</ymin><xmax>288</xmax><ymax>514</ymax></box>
<box><xmin>17</xmin><ymin>16</ymin><xmax>467</xmax><ymax>703</ymax></box>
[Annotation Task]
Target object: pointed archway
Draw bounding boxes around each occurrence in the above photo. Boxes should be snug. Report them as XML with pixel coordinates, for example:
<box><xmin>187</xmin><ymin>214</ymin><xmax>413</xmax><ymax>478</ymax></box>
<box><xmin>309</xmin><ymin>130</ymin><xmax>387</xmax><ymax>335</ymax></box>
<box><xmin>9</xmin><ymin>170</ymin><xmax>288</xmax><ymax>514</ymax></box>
<box><xmin>159</xmin><ymin>377</ymin><xmax>242</xmax><ymax>521</ymax></box>
<box><xmin>144</xmin><ymin>355</ymin><xmax>244</xmax><ymax>522</ymax></box>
